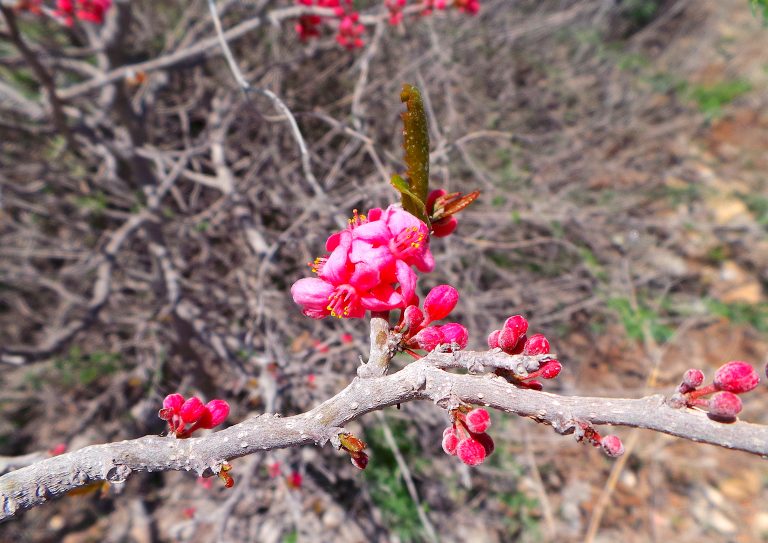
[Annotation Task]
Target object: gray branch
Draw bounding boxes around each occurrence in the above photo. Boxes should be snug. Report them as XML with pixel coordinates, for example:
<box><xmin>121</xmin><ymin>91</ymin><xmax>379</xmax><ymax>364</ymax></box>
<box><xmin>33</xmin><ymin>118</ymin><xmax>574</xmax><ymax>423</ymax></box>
<box><xmin>3</xmin><ymin>321</ymin><xmax>768</xmax><ymax>522</ymax></box>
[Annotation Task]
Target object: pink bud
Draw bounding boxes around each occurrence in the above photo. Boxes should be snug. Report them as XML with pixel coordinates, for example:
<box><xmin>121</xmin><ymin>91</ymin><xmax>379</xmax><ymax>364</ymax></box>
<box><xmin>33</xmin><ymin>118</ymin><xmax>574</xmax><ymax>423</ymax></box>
<box><xmin>465</xmin><ymin>408</ymin><xmax>491</xmax><ymax>433</ymax></box>
<box><xmin>438</xmin><ymin>323</ymin><xmax>468</xmax><ymax>350</ymax></box>
<box><xmin>682</xmin><ymin>368</ymin><xmax>704</xmax><ymax>389</ymax></box>
<box><xmin>523</xmin><ymin>333</ymin><xmax>550</xmax><ymax>355</ymax></box>
<box><xmin>424</xmin><ymin>285</ymin><xmax>459</xmax><ymax>322</ymax></box>
<box><xmin>199</xmin><ymin>399</ymin><xmax>230</xmax><ymax>429</ymax></box>
<box><xmin>487</xmin><ymin>329</ymin><xmax>501</xmax><ymax>349</ymax></box>
<box><xmin>432</xmin><ymin>216</ymin><xmax>458</xmax><ymax>237</ymax></box>
<box><xmin>709</xmin><ymin>391</ymin><xmax>743</xmax><ymax>420</ymax></box>
<box><xmin>456</xmin><ymin>438</ymin><xmax>486</xmax><ymax>466</ymax></box>
<box><xmin>499</xmin><ymin>315</ymin><xmax>528</xmax><ymax>352</ymax></box>
<box><xmin>473</xmin><ymin>432</ymin><xmax>495</xmax><ymax>456</ymax></box>
<box><xmin>540</xmin><ymin>360</ymin><xmax>562</xmax><ymax>379</ymax></box>
<box><xmin>402</xmin><ymin>305</ymin><xmax>424</xmax><ymax>333</ymax></box>
<box><xmin>442</xmin><ymin>427</ymin><xmax>459</xmax><ymax>455</ymax></box>
<box><xmin>163</xmin><ymin>393</ymin><xmax>184</xmax><ymax>412</ymax></box>
<box><xmin>341</xmin><ymin>333</ymin><xmax>354</xmax><ymax>344</ymax></box>
<box><xmin>179</xmin><ymin>397</ymin><xmax>206</xmax><ymax>423</ymax></box>
<box><xmin>410</xmin><ymin>326</ymin><xmax>445</xmax><ymax>351</ymax></box>
<box><xmin>601</xmin><ymin>435</ymin><xmax>624</xmax><ymax>457</ymax></box>
<box><xmin>526</xmin><ymin>380</ymin><xmax>543</xmax><ymax>391</ymax></box>
<box><xmin>714</xmin><ymin>361</ymin><xmax>759</xmax><ymax>393</ymax></box>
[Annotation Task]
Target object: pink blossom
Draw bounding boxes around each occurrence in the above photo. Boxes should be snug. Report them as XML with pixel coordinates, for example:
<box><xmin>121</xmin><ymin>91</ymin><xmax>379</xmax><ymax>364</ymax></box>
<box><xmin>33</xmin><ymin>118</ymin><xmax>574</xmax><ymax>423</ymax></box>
<box><xmin>291</xmin><ymin>230</ymin><xmax>404</xmax><ymax>319</ymax></box>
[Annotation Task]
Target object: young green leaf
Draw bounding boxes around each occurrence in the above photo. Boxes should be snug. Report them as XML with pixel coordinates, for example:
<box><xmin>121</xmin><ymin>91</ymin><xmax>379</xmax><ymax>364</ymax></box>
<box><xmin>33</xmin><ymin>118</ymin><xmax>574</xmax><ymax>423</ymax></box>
<box><xmin>400</xmin><ymin>84</ymin><xmax>430</xmax><ymax>223</ymax></box>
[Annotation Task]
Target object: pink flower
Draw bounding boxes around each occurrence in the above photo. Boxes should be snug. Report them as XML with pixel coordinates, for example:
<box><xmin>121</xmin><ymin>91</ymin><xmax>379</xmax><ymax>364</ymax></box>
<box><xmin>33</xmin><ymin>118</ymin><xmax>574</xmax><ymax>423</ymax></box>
<box><xmin>292</xmin><ymin>229</ymin><xmax>404</xmax><ymax>319</ymax></box>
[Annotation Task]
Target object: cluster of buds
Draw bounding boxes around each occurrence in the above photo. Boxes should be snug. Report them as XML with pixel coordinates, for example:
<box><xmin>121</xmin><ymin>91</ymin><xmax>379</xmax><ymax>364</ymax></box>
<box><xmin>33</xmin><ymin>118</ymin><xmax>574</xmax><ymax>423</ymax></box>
<box><xmin>158</xmin><ymin>394</ymin><xmax>230</xmax><ymax>438</ymax></box>
<box><xmin>441</xmin><ymin>407</ymin><xmax>494</xmax><ymax>465</ymax></box>
<box><xmin>487</xmin><ymin>315</ymin><xmax>561</xmax><ymax>389</ymax></box>
<box><xmin>672</xmin><ymin>361</ymin><xmax>760</xmax><ymax>421</ymax></box>
<box><xmin>295</xmin><ymin>0</ymin><xmax>482</xmax><ymax>48</ymax></box>
<box><xmin>397</xmin><ymin>284</ymin><xmax>468</xmax><ymax>354</ymax></box>
<box><xmin>385</xmin><ymin>0</ymin><xmax>406</xmax><ymax>25</ymax></box>
<box><xmin>422</xmin><ymin>0</ymin><xmax>481</xmax><ymax>16</ymax></box>
<box><xmin>56</xmin><ymin>0</ymin><xmax>112</xmax><ymax>25</ymax></box>
<box><xmin>294</xmin><ymin>0</ymin><xmax>365</xmax><ymax>49</ymax></box>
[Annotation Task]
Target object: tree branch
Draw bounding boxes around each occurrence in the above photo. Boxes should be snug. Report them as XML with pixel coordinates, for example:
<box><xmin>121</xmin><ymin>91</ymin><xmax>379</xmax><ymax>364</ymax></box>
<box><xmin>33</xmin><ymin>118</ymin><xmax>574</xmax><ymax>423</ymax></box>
<box><xmin>2</xmin><ymin>323</ymin><xmax>767</xmax><ymax>522</ymax></box>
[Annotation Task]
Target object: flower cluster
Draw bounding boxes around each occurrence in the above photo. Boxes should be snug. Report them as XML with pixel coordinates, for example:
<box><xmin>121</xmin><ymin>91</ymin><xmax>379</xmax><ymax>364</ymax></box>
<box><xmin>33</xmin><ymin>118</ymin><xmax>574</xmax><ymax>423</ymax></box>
<box><xmin>56</xmin><ymin>0</ymin><xmax>112</xmax><ymax>26</ymax></box>
<box><xmin>487</xmin><ymin>315</ymin><xmax>561</xmax><ymax>389</ymax></box>
<box><xmin>396</xmin><ymin>284</ymin><xmax>468</xmax><ymax>354</ymax></box>
<box><xmin>295</xmin><ymin>0</ymin><xmax>481</xmax><ymax>48</ymax></box>
<box><xmin>158</xmin><ymin>394</ymin><xmax>230</xmax><ymax>438</ymax></box>
<box><xmin>291</xmin><ymin>205</ymin><xmax>434</xmax><ymax>319</ymax></box>
<box><xmin>294</xmin><ymin>0</ymin><xmax>365</xmax><ymax>49</ymax></box>
<box><xmin>442</xmin><ymin>408</ymin><xmax>494</xmax><ymax>465</ymax></box>
<box><xmin>673</xmin><ymin>361</ymin><xmax>760</xmax><ymax>421</ymax></box>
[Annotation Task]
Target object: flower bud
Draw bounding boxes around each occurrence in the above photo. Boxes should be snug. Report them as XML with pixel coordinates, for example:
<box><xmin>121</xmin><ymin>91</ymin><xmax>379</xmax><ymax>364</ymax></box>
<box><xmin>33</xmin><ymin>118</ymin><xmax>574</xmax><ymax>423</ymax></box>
<box><xmin>438</xmin><ymin>323</ymin><xmax>468</xmax><ymax>350</ymax></box>
<box><xmin>713</xmin><ymin>361</ymin><xmax>759</xmax><ymax>393</ymax></box>
<box><xmin>487</xmin><ymin>329</ymin><xmax>501</xmax><ymax>349</ymax></box>
<box><xmin>401</xmin><ymin>305</ymin><xmax>424</xmax><ymax>333</ymax></box>
<box><xmin>499</xmin><ymin>315</ymin><xmax>528</xmax><ymax>352</ymax></box>
<box><xmin>163</xmin><ymin>393</ymin><xmax>184</xmax><ymax>412</ymax></box>
<box><xmin>540</xmin><ymin>360</ymin><xmax>562</xmax><ymax>379</ymax></box>
<box><xmin>465</xmin><ymin>408</ymin><xmax>491</xmax><ymax>433</ymax></box>
<box><xmin>473</xmin><ymin>432</ymin><xmax>495</xmax><ymax>456</ymax></box>
<box><xmin>709</xmin><ymin>391</ymin><xmax>742</xmax><ymax>420</ymax></box>
<box><xmin>456</xmin><ymin>437</ymin><xmax>486</xmax><ymax>466</ymax></box>
<box><xmin>682</xmin><ymin>368</ymin><xmax>704</xmax><ymax>389</ymax></box>
<box><xmin>199</xmin><ymin>399</ymin><xmax>230</xmax><ymax>429</ymax></box>
<box><xmin>523</xmin><ymin>334</ymin><xmax>550</xmax><ymax>355</ymax></box>
<box><xmin>432</xmin><ymin>216</ymin><xmax>458</xmax><ymax>237</ymax></box>
<box><xmin>179</xmin><ymin>397</ymin><xmax>206</xmax><ymax>423</ymax></box>
<box><xmin>442</xmin><ymin>427</ymin><xmax>459</xmax><ymax>455</ymax></box>
<box><xmin>601</xmin><ymin>435</ymin><xmax>625</xmax><ymax>457</ymax></box>
<box><xmin>424</xmin><ymin>285</ymin><xmax>459</xmax><ymax>322</ymax></box>
<box><xmin>410</xmin><ymin>326</ymin><xmax>445</xmax><ymax>351</ymax></box>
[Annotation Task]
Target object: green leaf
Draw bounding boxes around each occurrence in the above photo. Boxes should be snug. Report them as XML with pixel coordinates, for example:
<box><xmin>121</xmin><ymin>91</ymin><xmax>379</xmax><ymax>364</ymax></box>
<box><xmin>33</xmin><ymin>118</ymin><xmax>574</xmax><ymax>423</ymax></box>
<box><xmin>391</xmin><ymin>174</ymin><xmax>428</xmax><ymax>223</ymax></box>
<box><xmin>399</xmin><ymin>84</ymin><xmax>430</xmax><ymax>224</ymax></box>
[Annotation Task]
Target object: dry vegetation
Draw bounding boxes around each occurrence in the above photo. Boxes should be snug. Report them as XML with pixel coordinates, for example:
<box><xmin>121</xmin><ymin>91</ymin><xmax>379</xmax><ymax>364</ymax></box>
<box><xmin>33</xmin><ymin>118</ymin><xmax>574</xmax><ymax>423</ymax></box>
<box><xmin>2</xmin><ymin>0</ymin><xmax>768</xmax><ymax>541</ymax></box>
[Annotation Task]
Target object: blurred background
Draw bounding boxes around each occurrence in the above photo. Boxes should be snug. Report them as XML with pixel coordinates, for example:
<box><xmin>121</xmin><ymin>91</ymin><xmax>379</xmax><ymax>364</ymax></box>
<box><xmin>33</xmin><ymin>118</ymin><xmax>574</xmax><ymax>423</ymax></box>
<box><xmin>1</xmin><ymin>0</ymin><xmax>768</xmax><ymax>541</ymax></box>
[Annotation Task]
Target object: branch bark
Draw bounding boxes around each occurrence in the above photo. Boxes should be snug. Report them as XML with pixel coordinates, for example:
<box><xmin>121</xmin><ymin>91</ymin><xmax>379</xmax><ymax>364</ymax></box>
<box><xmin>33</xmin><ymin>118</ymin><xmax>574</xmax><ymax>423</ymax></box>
<box><xmin>2</xmin><ymin>322</ymin><xmax>767</xmax><ymax>522</ymax></box>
